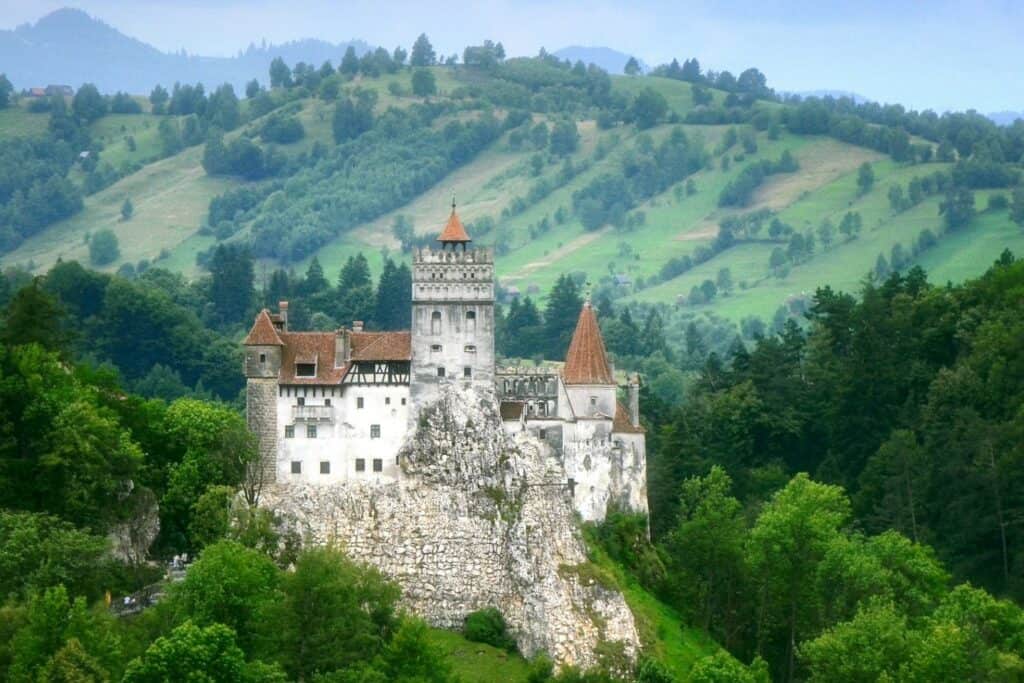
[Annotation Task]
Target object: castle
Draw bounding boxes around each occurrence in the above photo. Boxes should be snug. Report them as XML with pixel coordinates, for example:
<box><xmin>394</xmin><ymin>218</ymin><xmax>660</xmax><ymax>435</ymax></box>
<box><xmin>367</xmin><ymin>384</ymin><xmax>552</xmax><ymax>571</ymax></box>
<box><xmin>243</xmin><ymin>207</ymin><xmax>647</xmax><ymax>522</ymax></box>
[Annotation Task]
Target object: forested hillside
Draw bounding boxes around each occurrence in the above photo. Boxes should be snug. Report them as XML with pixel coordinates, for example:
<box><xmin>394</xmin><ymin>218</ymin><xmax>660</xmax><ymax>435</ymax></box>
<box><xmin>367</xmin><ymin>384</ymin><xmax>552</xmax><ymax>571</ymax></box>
<box><xmin>2</xmin><ymin>35</ymin><xmax>1022</xmax><ymax>337</ymax></box>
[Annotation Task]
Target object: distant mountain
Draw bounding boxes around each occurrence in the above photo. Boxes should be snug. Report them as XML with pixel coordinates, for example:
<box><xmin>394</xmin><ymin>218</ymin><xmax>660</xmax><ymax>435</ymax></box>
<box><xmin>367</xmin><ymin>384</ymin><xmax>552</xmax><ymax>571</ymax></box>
<box><xmin>987</xmin><ymin>111</ymin><xmax>1024</xmax><ymax>127</ymax></box>
<box><xmin>0</xmin><ymin>8</ymin><xmax>372</xmax><ymax>94</ymax></box>
<box><xmin>553</xmin><ymin>46</ymin><xmax>647</xmax><ymax>75</ymax></box>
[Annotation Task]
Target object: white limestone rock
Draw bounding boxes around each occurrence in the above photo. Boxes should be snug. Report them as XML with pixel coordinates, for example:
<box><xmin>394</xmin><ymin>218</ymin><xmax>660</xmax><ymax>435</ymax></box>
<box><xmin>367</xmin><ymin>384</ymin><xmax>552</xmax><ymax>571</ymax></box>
<box><xmin>260</xmin><ymin>384</ymin><xmax>639</xmax><ymax>669</ymax></box>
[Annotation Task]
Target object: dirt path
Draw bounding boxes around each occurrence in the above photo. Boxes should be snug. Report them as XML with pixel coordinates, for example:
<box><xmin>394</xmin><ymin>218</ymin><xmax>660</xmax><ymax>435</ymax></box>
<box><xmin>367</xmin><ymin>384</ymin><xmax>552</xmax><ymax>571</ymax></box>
<box><xmin>504</xmin><ymin>228</ymin><xmax>609</xmax><ymax>281</ymax></box>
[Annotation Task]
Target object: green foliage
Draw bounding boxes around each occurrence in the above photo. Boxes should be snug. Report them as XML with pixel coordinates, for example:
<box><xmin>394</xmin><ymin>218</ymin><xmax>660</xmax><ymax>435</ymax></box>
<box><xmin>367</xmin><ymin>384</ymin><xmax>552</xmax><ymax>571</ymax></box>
<box><xmin>463</xmin><ymin>608</ymin><xmax>516</xmax><ymax>651</ymax></box>
<box><xmin>120</xmin><ymin>198</ymin><xmax>133</xmax><ymax>221</ymax></box>
<box><xmin>72</xmin><ymin>84</ymin><xmax>107</xmax><ymax>123</ymax></box>
<box><xmin>122</xmin><ymin>621</ymin><xmax>284</xmax><ymax>683</ymax></box>
<box><xmin>410</xmin><ymin>34</ymin><xmax>436</xmax><ymax>67</ymax></box>
<box><xmin>412</xmin><ymin>68</ymin><xmax>437</xmax><ymax>97</ymax></box>
<box><xmin>630</xmin><ymin>88</ymin><xmax>668</xmax><ymax>129</ymax></box>
<box><xmin>0</xmin><ymin>511</ymin><xmax>108</xmax><ymax>601</ymax></box>
<box><xmin>88</xmin><ymin>229</ymin><xmax>119</xmax><ymax>266</ymax></box>
<box><xmin>688</xmin><ymin>652</ymin><xmax>769</xmax><ymax>683</ymax></box>
<box><xmin>260</xmin><ymin>113</ymin><xmax>304</xmax><ymax>144</ymax></box>
<box><xmin>718</xmin><ymin>152</ymin><xmax>799</xmax><ymax>207</ymax></box>
<box><xmin>267</xmin><ymin>546</ymin><xmax>401</xmax><ymax>680</ymax></box>
<box><xmin>855</xmin><ymin>161</ymin><xmax>874</xmax><ymax>196</ymax></box>
<box><xmin>169</xmin><ymin>540</ymin><xmax>279</xmax><ymax>653</ymax></box>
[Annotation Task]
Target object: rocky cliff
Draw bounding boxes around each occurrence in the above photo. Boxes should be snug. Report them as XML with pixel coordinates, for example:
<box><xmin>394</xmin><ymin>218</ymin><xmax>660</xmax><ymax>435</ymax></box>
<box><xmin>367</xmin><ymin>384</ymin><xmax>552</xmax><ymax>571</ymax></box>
<box><xmin>258</xmin><ymin>385</ymin><xmax>640</xmax><ymax>668</ymax></box>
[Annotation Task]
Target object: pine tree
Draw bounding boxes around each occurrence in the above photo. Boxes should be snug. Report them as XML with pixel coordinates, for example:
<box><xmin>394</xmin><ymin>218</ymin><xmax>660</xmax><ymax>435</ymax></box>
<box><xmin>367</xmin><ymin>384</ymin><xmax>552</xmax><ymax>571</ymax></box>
<box><xmin>210</xmin><ymin>243</ymin><xmax>255</xmax><ymax>325</ymax></box>
<box><xmin>0</xmin><ymin>279</ymin><xmax>71</xmax><ymax>353</ymax></box>
<box><xmin>410</xmin><ymin>34</ymin><xmax>436</xmax><ymax>67</ymax></box>
<box><xmin>374</xmin><ymin>258</ymin><xmax>412</xmax><ymax>330</ymax></box>
<box><xmin>543</xmin><ymin>275</ymin><xmax>583</xmax><ymax>359</ymax></box>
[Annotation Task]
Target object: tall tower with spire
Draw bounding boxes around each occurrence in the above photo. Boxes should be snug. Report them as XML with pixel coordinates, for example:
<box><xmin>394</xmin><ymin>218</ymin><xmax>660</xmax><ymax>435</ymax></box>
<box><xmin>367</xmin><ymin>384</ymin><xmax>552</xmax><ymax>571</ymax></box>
<box><xmin>409</xmin><ymin>202</ymin><xmax>495</xmax><ymax>411</ymax></box>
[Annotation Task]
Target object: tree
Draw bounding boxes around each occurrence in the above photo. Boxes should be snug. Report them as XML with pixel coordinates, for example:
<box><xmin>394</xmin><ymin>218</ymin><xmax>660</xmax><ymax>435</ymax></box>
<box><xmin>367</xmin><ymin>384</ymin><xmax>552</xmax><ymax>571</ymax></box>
<box><xmin>0</xmin><ymin>280</ymin><xmax>70</xmax><ymax>352</ymax></box>
<box><xmin>392</xmin><ymin>45</ymin><xmax>408</xmax><ymax>66</ymax></box>
<box><xmin>746</xmin><ymin>474</ymin><xmax>851</xmax><ymax>681</ymax></box>
<box><xmin>799</xmin><ymin>601</ymin><xmax>913</xmax><ymax>683</ymax></box>
<box><xmin>122</xmin><ymin>621</ymin><xmax>283</xmax><ymax>683</ymax></box>
<box><xmin>169</xmin><ymin>540</ymin><xmax>280</xmax><ymax>652</ymax></box>
<box><xmin>0</xmin><ymin>73</ymin><xmax>13</xmax><ymax>109</ymax></box>
<box><xmin>120</xmin><ymin>198</ymin><xmax>133</xmax><ymax>221</ymax></box>
<box><xmin>623</xmin><ymin>57</ymin><xmax>641</xmax><ymax>76</ymax></box>
<box><xmin>632</xmin><ymin>87</ymin><xmax>669</xmax><ymax>129</ymax></box>
<box><xmin>839</xmin><ymin>211</ymin><xmax>862</xmax><ymax>240</ymax></box>
<box><xmin>690</xmin><ymin>652</ymin><xmax>770</xmax><ymax>683</ymax></box>
<box><xmin>38</xmin><ymin>638</ymin><xmax>110</xmax><ymax>683</ymax></box>
<box><xmin>269</xmin><ymin>547</ymin><xmax>400</xmax><ymax>680</ymax></box>
<box><xmin>411</xmin><ymin>68</ymin><xmax>436</xmax><ymax>97</ymax></box>
<box><xmin>375</xmin><ymin>258</ymin><xmax>412</xmax><ymax>330</ymax></box>
<box><xmin>665</xmin><ymin>467</ymin><xmax>749</xmax><ymax>647</ymax></box>
<box><xmin>340</xmin><ymin>46</ymin><xmax>360</xmax><ymax>76</ymax></box>
<box><xmin>148</xmin><ymin>85</ymin><xmax>169</xmax><ymax>114</ymax></box>
<box><xmin>245</xmin><ymin>79</ymin><xmax>261</xmax><ymax>98</ymax></box>
<box><xmin>72</xmin><ymin>84</ymin><xmax>107</xmax><ymax>123</ymax></box>
<box><xmin>410</xmin><ymin>34</ymin><xmax>436</xmax><ymax>66</ymax></box>
<box><xmin>939</xmin><ymin>186</ymin><xmax>975</xmax><ymax>231</ymax></box>
<box><xmin>206</xmin><ymin>84</ymin><xmax>240</xmax><ymax>131</ymax></box>
<box><xmin>716</xmin><ymin>267</ymin><xmax>733</xmax><ymax>295</ymax></box>
<box><xmin>269</xmin><ymin>57</ymin><xmax>292</xmax><ymax>88</ymax></box>
<box><xmin>856</xmin><ymin>162</ymin><xmax>874</xmax><ymax>196</ymax></box>
<box><xmin>0</xmin><ymin>511</ymin><xmax>107</xmax><ymax>600</ymax></box>
<box><xmin>549</xmin><ymin>119</ymin><xmax>579</xmax><ymax>156</ymax></box>
<box><xmin>1010</xmin><ymin>187</ymin><xmax>1024</xmax><ymax>227</ymax></box>
<box><xmin>543</xmin><ymin>274</ymin><xmax>583</xmax><ymax>359</ymax></box>
<box><xmin>332</xmin><ymin>96</ymin><xmax>374</xmax><ymax>143</ymax></box>
<box><xmin>208</xmin><ymin>243</ymin><xmax>254</xmax><ymax>325</ymax></box>
<box><xmin>89</xmin><ymin>230</ymin><xmax>119</xmax><ymax>266</ymax></box>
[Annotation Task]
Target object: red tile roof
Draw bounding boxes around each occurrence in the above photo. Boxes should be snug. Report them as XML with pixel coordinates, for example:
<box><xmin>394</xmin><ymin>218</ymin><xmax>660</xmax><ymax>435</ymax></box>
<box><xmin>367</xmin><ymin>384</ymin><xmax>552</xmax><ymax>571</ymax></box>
<box><xmin>437</xmin><ymin>208</ymin><xmax>471</xmax><ymax>242</ymax></box>
<box><xmin>243</xmin><ymin>309</ymin><xmax>284</xmax><ymax>346</ymax></box>
<box><xmin>562</xmin><ymin>302</ymin><xmax>614</xmax><ymax>385</ymax></box>
<box><xmin>350</xmin><ymin>331</ymin><xmax>411</xmax><ymax>361</ymax></box>
<box><xmin>613</xmin><ymin>401</ymin><xmax>644</xmax><ymax>434</ymax></box>
<box><xmin>279</xmin><ymin>332</ymin><xmax>346</xmax><ymax>384</ymax></box>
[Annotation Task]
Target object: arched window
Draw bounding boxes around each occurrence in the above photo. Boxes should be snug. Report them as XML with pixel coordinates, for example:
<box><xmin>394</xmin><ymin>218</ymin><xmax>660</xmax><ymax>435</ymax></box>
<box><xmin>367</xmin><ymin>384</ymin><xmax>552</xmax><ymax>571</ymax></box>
<box><xmin>466</xmin><ymin>310</ymin><xmax>477</xmax><ymax>332</ymax></box>
<box><xmin>431</xmin><ymin>311</ymin><xmax>442</xmax><ymax>335</ymax></box>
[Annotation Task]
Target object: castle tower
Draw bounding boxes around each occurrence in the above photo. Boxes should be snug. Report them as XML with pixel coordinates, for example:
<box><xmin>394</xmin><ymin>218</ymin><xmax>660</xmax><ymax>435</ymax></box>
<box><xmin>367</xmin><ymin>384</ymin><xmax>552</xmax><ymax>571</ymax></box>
<box><xmin>410</xmin><ymin>204</ymin><xmax>495</xmax><ymax>411</ymax></box>
<box><xmin>562</xmin><ymin>299</ymin><xmax>617</xmax><ymax>418</ymax></box>
<box><xmin>243</xmin><ymin>308</ymin><xmax>284</xmax><ymax>484</ymax></box>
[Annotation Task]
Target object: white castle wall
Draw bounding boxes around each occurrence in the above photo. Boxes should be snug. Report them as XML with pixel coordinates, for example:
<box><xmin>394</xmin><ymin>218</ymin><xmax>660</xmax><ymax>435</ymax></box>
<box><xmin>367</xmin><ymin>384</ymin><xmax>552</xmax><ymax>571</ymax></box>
<box><xmin>276</xmin><ymin>384</ymin><xmax>409</xmax><ymax>483</ymax></box>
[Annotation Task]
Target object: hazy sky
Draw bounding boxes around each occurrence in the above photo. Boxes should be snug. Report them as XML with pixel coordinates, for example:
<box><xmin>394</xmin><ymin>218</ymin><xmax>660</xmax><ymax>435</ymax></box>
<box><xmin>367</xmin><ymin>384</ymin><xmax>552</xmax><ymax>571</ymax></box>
<box><xmin>2</xmin><ymin>0</ymin><xmax>1022</xmax><ymax>112</ymax></box>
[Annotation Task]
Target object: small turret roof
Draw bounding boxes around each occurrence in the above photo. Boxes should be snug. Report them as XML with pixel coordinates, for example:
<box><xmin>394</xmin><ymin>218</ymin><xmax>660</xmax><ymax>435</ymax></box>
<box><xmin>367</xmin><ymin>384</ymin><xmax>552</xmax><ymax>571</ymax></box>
<box><xmin>243</xmin><ymin>309</ymin><xmax>284</xmax><ymax>346</ymax></box>
<box><xmin>437</xmin><ymin>206</ymin><xmax>471</xmax><ymax>243</ymax></box>
<box><xmin>562</xmin><ymin>301</ymin><xmax>615</xmax><ymax>385</ymax></box>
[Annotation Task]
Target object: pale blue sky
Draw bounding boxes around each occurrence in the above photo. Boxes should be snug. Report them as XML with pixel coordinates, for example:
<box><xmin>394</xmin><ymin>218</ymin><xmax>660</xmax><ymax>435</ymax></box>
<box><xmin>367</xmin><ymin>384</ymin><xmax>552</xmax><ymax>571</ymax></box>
<box><xmin>2</xmin><ymin>0</ymin><xmax>1021</xmax><ymax>112</ymax></box>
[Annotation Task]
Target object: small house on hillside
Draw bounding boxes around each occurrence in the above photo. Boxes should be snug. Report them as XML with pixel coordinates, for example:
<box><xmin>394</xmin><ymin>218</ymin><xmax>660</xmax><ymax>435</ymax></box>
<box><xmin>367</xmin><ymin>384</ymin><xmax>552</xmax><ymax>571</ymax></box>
<box><xmin>28</xmin><ymin>87</ymin><xmax>47</xmax><ymax>98</ymax></box>
<box><xmin>45</xmin><ymin>85</ymin><xmax>74</xmax><ymax>96</ymax></box>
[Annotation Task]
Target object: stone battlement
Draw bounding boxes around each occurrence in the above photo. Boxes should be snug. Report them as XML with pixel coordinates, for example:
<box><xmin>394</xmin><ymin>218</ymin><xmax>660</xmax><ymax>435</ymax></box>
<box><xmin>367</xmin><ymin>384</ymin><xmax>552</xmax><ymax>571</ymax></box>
<box><xmin>412</xmin><ymin>245</ymin><xmax>494</xmax><ymax>265</ymax></box>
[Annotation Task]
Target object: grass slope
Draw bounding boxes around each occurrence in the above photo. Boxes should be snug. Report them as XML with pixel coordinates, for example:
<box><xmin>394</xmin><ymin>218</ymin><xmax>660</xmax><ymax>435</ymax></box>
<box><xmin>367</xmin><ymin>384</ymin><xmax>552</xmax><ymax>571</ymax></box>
<box><xmin>426</xmin><ymin>629</ymin><xmax>533</xmax><ymax>682</ymax></box>
<box><xmin>3</xmin><ymin>71</ymin><xmax>1021</xmax><ymax>324</ymax></box>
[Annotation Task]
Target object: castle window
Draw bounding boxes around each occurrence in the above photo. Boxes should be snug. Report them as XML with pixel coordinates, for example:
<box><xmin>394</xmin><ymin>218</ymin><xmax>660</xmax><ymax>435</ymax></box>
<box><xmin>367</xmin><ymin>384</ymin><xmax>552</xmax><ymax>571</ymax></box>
<box><xmin>297</xmin><ymin>397</ymin><xmax>305</xmax><ymax>406</ymax></box>
<box><xmin>431</xmin><ymin>311</ymin><xmax>442</xmax><ymax>334</ymax></box>
<box><xmin>466</xmin><ymin>310</ymin><xmax>476</xmax><ymax>330</ymax></box>
<box><xmin>285</xmin><ymin>425</ymin><xmax>295</xmax><ymax>438</ymax></box>
<box><xmin>307</xmin><ymin>425</ymin><xmax>317</xmax><ymax>438</ymax></box>
<box><xmin>371</xmin><ymin>424</ymin><xmax>381</xmax><ymax>439</ymax></box>
<box><xmin>464</xmin><ymin>367</ymin><xmax>472</xmax><ymax>378</ymax></box>
<box><xmin>465</xmin><ymin>345</ymin><xmax>476</xmax><ymax>353</ymax></box>
<box><xmin>355</xmin><ymin>459</ymin><xmax>365</xmax><ymax>472</ymax></box>
<box><xmin>590</xmin><ymin>396</ymin><xmax>597</xmax><ymax>406</ymax></box>
<box><xmin>539</xmin><ymin>429</ymin><xmax>547</xmax><ymax>439</ymax></box>
<box><xmin>385</xmin><ymin>397</ymin><xmax>391</xmax><ymax>405</ymax></box>
<box><xmin>320</xmin><ymin>461</ymin><xmax>330</xmax><ymax>475</ymax></box>
<box><xmin>401</xmin><ymin>397</ymin><xmax>407</xmax><ymax>406</ymax></box>
<box><xmin>291</xmin><ymin>461</ymin><xmax>301</xmax><ymax>474</ymax></box>
<box><xmin>431</xmin><ymin>344</ymin><xmax>442</xmax><ymax>352</ymax></box>
<box><xmin>357</xmin><ymin>397</ymin><xmax>364</xmax><ymax>409</ymax></box>
<box><xmin>259</xmin><ymin>353</ymin><xmax>266</xmax><ymax>364</ymax></box>
<box><xmin>437</xmin><ymin>367</ymin><xmax>446</xmax><ymax>378</ymax></box>
<box><xmin>296</xmin><ymin>362</ymin><xmax>316</xmax><ymax>377</ymax></box>
<box><xmin>325</xmin><ymin>398</ymin><xmax>331</xmax><ymax>407</ymax></box>
<box><xmin>373</xmin><ymin>459</ymin><xmax>383</xmax><ymax>472</ymax></box>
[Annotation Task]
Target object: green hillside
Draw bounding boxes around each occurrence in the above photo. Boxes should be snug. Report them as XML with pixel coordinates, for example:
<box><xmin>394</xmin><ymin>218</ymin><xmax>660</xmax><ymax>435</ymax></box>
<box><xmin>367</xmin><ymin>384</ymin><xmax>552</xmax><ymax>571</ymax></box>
<box><xmin>2</xmin><ymin>61</ymin><xmax>1021</xmax><ymax>330</ymax></box>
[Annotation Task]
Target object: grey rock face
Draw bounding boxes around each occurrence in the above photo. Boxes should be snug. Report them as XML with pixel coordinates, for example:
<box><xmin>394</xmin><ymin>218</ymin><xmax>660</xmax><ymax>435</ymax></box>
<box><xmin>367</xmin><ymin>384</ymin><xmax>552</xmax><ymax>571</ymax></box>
<box><xmin>259</xmin><ymin>385</ymin><xmax>639</xmax><ymax>668</ymax></box>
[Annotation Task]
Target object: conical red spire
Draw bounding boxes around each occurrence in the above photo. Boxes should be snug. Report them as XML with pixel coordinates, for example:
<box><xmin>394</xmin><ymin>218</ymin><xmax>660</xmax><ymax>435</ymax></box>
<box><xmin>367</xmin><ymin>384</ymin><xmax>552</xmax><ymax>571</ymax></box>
<box><xmin>562</xmin><ymin>301</ymin><xmax>614</xmax><ymax>385</ymax></box>
<box><xmin>437</xmin><ymin>200</ymin><xmax>471</xmax><ymax>243</ymax></box>
<box><xmin>243</xmin><ymin>309</ymin><xmax>284</xmax><ymax>346</ymax></box>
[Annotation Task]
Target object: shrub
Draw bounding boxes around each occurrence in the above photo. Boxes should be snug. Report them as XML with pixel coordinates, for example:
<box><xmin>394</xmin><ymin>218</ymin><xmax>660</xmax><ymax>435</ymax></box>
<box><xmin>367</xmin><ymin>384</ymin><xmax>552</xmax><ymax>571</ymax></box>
<box><xmin>463</xmin><ymin>607</ymin><xmax>516</xmax><ymax>651</ymax></box>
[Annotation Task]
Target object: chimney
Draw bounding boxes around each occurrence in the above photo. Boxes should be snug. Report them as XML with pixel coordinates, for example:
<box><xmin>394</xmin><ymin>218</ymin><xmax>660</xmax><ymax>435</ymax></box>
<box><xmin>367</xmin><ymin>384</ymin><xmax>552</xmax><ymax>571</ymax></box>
<box><xmin>628</xmin><ymin>374</ymin><xmax>640</xmax><ymax>428</ymax></box>
<box><xmin>352</xmin><ymin>320</ymin><xmax>364</xmax><ymax>333</ymax></box>
<box><xmin>278</xmin><ymin>301</ymin><xmax>289</xmax><ymax>331</ymax></box>
<box><xmin>334</xmin><ymin>329</ymin><xmax>351</xmax><ymax>368</ymax></box>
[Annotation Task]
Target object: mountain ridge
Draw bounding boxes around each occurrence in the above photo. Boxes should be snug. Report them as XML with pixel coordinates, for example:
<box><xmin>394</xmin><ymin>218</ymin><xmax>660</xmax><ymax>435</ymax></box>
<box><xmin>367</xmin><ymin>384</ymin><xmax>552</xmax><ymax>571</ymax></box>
<box><xmin>0</xmin><ymin>7</ymin><xmax>373</xmax><ymax>93</ymax></box>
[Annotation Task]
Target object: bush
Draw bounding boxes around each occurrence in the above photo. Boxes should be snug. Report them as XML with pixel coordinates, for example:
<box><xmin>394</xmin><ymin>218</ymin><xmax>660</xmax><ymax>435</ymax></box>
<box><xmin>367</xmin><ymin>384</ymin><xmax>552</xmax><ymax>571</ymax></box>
<box><xmin>89</xmin><ymin>229</ymin><xmax>120</xmax><ymax>266</ymax></box>
<box><xmin>463</xmin><ymin>607</ymin><xmax>516</xmax><ymax>651</ymax></box>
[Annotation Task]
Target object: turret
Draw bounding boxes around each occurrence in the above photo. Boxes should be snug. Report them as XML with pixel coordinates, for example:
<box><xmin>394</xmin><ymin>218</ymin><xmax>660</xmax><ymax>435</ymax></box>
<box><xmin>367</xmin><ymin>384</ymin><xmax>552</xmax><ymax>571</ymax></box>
<box><xmin>243</xmin><ymin>309</ymin><xmax>284</xmax><ymax>378</ymax></box>
<box><xmin>562</xmin><ymin>299</ymin><xmax>617</xmax><ymax>418</ymax></box>
<box><xmin>243</xmin><ymin>307</ymin><xmax>285</xmax><ymax>485</ymax></box>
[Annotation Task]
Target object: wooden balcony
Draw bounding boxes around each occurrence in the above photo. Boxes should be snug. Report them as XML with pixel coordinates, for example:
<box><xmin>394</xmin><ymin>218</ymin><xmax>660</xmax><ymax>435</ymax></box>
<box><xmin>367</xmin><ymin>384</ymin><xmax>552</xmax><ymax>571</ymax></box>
<box><xmin>292</xmin><ymin>405</ymin><xmax>334</xmax><ymax>422</ymax></box>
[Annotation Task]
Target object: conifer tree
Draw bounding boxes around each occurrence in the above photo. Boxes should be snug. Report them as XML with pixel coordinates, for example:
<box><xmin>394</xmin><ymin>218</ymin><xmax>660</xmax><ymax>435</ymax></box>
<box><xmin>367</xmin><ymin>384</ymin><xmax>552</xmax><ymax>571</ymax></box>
<box><xmin>543</xmin><ymin>275</ymin><xmax>582</xmax><ymax>359</ymax></box>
